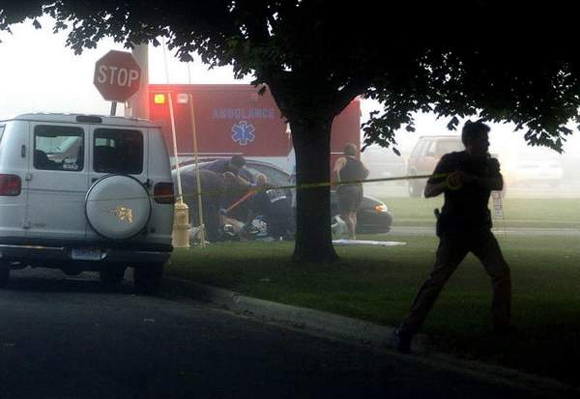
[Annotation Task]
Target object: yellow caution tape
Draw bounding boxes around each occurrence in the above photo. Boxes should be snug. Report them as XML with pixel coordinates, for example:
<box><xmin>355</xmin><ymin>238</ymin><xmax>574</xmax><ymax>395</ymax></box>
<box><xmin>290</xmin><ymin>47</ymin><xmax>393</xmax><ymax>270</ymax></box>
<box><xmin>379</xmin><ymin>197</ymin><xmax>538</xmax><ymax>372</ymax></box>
<box><xmin>6</xmin><ymin>172</ymin><xmax>449</xmax><ymax>204</ymax></box>
<box><xmin>167</xmin><ymin>172</ymin><xmax>449</xmax><ymax>203</ymax></box>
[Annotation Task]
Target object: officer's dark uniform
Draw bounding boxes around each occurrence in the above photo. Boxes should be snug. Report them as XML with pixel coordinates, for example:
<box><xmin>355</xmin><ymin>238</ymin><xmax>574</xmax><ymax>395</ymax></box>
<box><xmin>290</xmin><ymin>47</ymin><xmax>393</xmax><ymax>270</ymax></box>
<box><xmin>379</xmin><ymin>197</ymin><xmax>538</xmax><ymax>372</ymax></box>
<box><xmin>399</xmin><ymin>151</ymin><xmax>511</xmax><ymax>335</ymax></box>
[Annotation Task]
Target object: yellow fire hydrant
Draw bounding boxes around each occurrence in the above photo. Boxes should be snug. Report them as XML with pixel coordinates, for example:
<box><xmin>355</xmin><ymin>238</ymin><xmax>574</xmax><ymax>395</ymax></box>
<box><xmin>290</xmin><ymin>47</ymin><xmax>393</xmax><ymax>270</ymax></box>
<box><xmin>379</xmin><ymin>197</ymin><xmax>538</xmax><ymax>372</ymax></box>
<box><xmin>172</xmin><ymin>200</ymin><xmax>191</xmax><ymax>248</ymax></box>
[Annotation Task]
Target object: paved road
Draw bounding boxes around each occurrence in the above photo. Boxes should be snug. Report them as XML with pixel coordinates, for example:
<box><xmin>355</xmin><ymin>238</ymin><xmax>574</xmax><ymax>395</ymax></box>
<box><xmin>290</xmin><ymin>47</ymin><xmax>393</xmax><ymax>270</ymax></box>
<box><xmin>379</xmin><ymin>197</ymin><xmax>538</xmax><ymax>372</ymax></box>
<box><xmin>0</xmin><ymin>269</ymin><xmax>567</xmax><ymax>399</ymax></box>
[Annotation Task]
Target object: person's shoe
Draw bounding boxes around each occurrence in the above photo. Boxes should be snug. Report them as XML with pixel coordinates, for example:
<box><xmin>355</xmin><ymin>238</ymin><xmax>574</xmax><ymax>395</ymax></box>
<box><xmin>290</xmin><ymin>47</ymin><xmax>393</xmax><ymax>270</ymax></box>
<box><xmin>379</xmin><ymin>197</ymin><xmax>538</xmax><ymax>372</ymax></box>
<box><xmin>222</xmin><ymin>224</ymin><xmax>236</xmax><ymax>237</ymax></box>
<box><xmin>393</xmin><ymin>328</ymin><xmax>413</xmax><ymax>354</ymax></box>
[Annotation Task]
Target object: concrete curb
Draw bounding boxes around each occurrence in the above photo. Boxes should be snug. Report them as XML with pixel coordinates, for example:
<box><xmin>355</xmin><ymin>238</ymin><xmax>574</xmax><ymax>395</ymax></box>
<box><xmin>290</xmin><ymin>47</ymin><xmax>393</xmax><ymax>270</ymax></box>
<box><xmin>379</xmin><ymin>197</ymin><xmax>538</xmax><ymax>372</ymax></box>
<box><xmin>162</xmin><ymin>276</ymin><xmax>402</xmax><ymax>348</ymax></box>
<box><xmin>161</xmin><ymin>276</ymin><xmax>580</xmax><ymax>398</ymax></box>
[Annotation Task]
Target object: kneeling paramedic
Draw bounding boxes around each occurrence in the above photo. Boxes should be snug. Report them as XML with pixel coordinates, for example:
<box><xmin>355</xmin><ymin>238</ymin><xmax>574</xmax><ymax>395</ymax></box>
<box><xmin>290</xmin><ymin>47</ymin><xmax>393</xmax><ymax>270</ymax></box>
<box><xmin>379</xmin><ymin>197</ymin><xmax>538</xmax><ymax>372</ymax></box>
<box><xmin>247</xmin><ymin>174</ymin><xmax>294</xmax><ymax>240</ymax></box>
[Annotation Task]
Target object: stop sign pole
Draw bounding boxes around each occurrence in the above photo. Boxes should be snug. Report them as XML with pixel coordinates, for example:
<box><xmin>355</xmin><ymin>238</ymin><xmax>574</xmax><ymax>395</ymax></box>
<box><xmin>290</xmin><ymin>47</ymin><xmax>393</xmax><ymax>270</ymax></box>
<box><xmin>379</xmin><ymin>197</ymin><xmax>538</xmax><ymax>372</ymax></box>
<box><xmin>93</xmin><ymin>50</ymin><xmax>142</xmax><ymax>116</ymax></box>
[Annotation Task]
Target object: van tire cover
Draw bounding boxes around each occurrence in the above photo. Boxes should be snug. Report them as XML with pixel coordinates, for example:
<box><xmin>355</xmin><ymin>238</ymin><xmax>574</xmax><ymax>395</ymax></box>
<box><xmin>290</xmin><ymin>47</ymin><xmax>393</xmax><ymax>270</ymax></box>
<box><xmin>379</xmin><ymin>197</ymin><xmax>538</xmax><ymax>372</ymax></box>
<box><xmin>85</xmin><ymin>175</ymin><xmax>151</xmax><ymax>240</ymax></box>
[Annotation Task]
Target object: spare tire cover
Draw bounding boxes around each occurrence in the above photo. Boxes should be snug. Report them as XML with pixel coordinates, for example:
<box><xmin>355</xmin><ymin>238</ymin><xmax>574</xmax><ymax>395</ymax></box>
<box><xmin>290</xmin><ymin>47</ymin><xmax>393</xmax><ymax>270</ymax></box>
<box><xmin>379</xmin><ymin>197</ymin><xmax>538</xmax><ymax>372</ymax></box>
<box><xmin>85</xmin><ymin>175</ymin><xmax>152</xmax><ymax>240</ymax></box>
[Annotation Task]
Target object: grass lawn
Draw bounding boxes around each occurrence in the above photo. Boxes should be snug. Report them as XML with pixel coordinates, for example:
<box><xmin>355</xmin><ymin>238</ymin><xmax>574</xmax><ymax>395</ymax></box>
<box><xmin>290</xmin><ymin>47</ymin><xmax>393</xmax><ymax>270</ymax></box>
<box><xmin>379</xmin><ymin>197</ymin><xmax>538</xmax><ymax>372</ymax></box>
<box><xmin>382</xmin><ymin>197</ymin><xmax>580</xmax><ymax>229</ymax></box>
<box><xmin>166</xmin><ymin>234</ymin><xmax>580</xmax><ymax>385</ymax></box>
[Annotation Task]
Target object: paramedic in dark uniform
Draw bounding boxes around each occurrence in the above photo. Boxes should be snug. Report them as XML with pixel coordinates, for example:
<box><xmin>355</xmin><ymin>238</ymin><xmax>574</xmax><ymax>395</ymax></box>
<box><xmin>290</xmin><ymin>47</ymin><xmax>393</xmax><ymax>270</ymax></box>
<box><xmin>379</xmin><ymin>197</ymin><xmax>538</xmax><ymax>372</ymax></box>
<box><xmin>200</xmin><ymin>155</ymin><xmax>252</xmax><ymax>187</ymax></box>
<box><xmin>200</xmin><ymin>155</ymin><xmax>254</xmax><ymax>221</ymax></box>
<box><xmin>394</xmin><ymin>120</ymin><xmax>511</xmax><ymax>354</ymax></box>
<box><xmin>333</xmin><ymin>143</ymin><xmax>370</xmax><ymax>239</ymax></box>
<box><xmin>248</xmin><ymin>174</ymin><xmax>294</xmax><ymax>240</ymax></box>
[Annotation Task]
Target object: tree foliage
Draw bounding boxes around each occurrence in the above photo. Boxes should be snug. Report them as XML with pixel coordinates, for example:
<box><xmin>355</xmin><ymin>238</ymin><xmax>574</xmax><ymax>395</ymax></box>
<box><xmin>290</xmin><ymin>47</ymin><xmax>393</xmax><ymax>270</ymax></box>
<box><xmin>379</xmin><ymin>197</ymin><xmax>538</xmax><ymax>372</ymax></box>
<box><xmin>361</xmin><ymin>2</ymin><xmax>579</xmax><ymax>153</ymax></box>
<box><xmin>2</xmin><ymin>1</ymin><xmax>580</xmax><ymax>261</ymax></box>
<box><xmin>3</xmin><ymin>1</ymin><xmax>579</xmax><ymax>148</ymax></box>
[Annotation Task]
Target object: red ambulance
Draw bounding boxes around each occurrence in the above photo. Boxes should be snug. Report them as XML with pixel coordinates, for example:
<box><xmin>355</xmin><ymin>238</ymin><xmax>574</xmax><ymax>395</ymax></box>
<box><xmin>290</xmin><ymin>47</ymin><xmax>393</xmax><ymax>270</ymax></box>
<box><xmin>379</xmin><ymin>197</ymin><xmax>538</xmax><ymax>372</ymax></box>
<box><xmin>148</xmin><ymin>84</ymin><xmax>361</xmax><ymax>172</ymax></box>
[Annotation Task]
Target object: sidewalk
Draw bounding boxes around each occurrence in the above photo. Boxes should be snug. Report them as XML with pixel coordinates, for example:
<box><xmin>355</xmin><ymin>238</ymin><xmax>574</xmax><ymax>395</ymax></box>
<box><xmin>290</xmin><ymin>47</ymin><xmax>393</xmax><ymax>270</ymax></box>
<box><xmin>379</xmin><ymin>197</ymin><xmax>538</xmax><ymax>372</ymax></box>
<box><xmin>161</xmin><ymin>276</ymin><xmax>579</xmax><ymax>399</ymax></box>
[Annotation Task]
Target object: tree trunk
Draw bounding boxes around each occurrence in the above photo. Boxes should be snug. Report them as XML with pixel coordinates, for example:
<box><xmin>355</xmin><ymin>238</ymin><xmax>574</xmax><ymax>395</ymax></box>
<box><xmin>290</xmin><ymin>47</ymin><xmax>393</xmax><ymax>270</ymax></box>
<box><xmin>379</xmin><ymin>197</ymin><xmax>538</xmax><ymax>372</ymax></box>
<box><xmin>291</xmin><ymin>118</ymin><xmax>338</xmax><ymax>263</ymax></box>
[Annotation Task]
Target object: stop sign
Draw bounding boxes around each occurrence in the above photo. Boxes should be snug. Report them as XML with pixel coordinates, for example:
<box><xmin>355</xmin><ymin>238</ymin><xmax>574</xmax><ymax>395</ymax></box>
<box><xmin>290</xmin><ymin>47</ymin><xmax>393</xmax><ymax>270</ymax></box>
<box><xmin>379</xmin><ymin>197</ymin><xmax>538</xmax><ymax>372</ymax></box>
<box><xmin>93</xmin><ymin>50</ymin><xmax>142</xmax><ymax>102</ymax></box>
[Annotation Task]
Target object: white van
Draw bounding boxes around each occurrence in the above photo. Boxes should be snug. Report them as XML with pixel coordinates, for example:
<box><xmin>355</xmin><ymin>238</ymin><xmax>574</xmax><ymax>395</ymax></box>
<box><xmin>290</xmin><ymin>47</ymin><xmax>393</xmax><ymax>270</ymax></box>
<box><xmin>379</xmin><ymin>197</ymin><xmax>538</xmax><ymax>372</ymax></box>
<box><xmin>0</xmin><ymin>113</ymin><xmax>175</xmax><ymax>294</ymax></box>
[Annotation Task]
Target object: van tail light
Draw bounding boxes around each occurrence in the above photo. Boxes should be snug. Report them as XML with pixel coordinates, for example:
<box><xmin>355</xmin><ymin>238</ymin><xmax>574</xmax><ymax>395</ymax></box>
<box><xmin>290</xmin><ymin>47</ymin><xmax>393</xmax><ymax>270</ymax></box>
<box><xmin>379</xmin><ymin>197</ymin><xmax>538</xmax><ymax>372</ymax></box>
<box><xmin>0</xmin><ymin>174</ymin><xmax>21</xmax><ymax>196</ymax></box>
<box><xmin>153</xmin><ymin>182</ymin><xmax>175</xmax><ymax>204</ymax></box>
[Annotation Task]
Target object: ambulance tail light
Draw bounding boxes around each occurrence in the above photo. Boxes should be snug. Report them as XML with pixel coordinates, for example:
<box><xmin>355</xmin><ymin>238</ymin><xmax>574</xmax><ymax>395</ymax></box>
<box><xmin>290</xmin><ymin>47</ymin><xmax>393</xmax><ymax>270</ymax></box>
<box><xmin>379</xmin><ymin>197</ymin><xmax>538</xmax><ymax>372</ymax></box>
<box><xmin>149</xmin><ymin>92</ymin><xmax>171</xmax><ymax>122</ymax></box>
<box><xmin>154</xmin><ymin>182</ymin><xmax>175</xmax><ymax>204</ymax></box>
<box><xmin>153</xmin><ymin>94</ymin><xmax>166</xmax><ymax>104</ymax></box>
<box><xmin>0</xmin><ymin>174</ymin><xmax>21</xmax><ymax>196</ymax></box>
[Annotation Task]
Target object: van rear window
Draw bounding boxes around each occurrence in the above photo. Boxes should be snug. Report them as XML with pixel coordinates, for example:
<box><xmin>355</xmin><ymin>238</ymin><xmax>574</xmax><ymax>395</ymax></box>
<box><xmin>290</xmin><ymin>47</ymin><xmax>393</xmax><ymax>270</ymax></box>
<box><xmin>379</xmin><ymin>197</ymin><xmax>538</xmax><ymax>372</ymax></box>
<box><xmin>34</xmin><ymin>125</ymin><xmax>84</xmax><ymax>172</ymax></box>
<box><xmin>93</xmin><ymin>129</ymin><xmax>143</xmax><ymax>174</ymax></box>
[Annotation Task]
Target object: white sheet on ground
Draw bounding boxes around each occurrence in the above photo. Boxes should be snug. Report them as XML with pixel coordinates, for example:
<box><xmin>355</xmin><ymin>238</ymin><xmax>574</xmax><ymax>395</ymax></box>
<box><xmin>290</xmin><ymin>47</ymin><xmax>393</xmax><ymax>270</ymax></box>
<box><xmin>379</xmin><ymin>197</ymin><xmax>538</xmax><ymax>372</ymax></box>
<box><xmin>332</xmin><ymin>239</ymin><xmax>406</xmax><ymax>246</ymax></box>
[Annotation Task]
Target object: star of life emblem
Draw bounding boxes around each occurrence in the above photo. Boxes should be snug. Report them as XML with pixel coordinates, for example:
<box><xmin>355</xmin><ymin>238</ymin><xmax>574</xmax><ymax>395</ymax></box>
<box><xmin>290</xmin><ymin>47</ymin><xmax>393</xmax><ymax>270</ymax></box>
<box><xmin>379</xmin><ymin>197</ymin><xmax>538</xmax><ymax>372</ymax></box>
<box><xmin>231</xmin><ymin>121</ymin><xmax>255</xmax><ymax>146</ymax></box>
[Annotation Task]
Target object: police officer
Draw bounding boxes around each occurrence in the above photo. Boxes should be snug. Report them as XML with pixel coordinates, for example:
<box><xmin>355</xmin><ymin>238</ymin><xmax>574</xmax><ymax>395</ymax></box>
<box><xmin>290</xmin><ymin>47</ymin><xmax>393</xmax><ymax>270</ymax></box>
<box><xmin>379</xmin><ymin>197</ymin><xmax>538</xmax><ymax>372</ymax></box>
<box><xmin>394</xmin><ymin>120</ymin><xmax>511</xmax><ymax>354</ymax></box>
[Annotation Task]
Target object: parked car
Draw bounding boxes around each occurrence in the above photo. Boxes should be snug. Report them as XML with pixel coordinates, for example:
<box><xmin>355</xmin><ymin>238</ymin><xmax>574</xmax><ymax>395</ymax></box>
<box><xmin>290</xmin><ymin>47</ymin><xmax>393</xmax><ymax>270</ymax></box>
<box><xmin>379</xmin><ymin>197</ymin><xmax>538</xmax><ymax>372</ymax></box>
<box><xmin>503</xmin><ymin>147</ymin><xmax>564</xmax><ymax>188</ymax></box>
<box><xmin>174</xmin><ymin>159</ymin><xmax>393</xmax><ymax>235</ymax></box>
<box><xmin>406</xmin><ymin>135</ymin><xmax>464</xmax><ymax>197</ymax></box>
<box><xmin>0</xmin><ymin>113</ymin><xmax>175</xmax><ymax>293</ymax></box>
<box><xmin>360</xmin><ymin>145</ymin><xmax>407</xmax><ymax>182</ymax></box>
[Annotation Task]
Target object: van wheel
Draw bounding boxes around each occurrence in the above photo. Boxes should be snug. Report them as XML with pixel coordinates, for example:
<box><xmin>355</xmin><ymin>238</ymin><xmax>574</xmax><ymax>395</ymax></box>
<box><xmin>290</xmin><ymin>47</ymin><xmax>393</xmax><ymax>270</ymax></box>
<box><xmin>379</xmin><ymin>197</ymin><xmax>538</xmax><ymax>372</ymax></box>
<box><xmin>134</xmin><ymin>263</ymin><xmax>163</xmax><ymax>295</ymax></box>
<box><xmin>0</xmin><ymin>264</ymin><xmax>10</xmax><ymax>288</ymax></box>
<box><xmin>100</xmin><ymin>264</ymin><xmax>126</xmax><ymax>286</ymax></box>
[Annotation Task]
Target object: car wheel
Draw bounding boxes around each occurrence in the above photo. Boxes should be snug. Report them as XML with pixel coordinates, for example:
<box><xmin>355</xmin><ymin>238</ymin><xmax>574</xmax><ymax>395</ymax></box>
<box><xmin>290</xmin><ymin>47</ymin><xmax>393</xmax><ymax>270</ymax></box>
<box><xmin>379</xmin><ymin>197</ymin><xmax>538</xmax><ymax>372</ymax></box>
<box><xmin>134</xmin><ymin>263</ymin><xmax>164</xmax><ymax>295</ymax></box>
<box><xmin>100</xmin><ymin>264</ymin><xmax>126</xmax><ymax>286</ymax></box>
<box><xmin>408</xmin><ymin>180</ymin><xmax>423</xmax><ymax>198</ymax></box>
<box><xmin>0</xmin><ymin>264</ymin><xmax>9</xmax><ymax>288</ymax></box>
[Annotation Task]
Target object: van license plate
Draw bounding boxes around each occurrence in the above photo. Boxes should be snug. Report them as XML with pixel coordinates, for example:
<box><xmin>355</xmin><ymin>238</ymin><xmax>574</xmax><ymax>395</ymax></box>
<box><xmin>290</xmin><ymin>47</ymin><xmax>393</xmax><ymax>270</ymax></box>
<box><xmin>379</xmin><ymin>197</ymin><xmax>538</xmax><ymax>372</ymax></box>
<box><xmin>71</xmin><ymin>248</ymin><xmax>104</xmax><ymax>261</ymax></box>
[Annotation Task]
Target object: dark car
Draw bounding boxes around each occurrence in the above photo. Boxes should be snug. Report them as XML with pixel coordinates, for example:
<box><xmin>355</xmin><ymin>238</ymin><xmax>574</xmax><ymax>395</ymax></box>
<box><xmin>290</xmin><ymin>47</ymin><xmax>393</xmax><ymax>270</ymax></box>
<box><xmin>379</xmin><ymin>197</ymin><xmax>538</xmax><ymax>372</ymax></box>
<box><xmin>173</xmin><ymin>159</ymin><xmax>393</xmax><ymax>235</ymax></box>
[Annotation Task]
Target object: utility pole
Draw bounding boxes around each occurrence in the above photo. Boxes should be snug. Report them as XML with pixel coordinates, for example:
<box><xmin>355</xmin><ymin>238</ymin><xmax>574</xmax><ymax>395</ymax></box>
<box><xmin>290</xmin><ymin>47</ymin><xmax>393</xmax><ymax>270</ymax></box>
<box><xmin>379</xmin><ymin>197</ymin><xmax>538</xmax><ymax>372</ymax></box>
<box><xmin>127</xmin><ymin>43</ymin><xmax>149</xmax><ymax>119</ymax></box>
<box><xmin>129</xmin><ymin>40</ymin><xmax>192</xmax><ymax>247</ymax></box>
